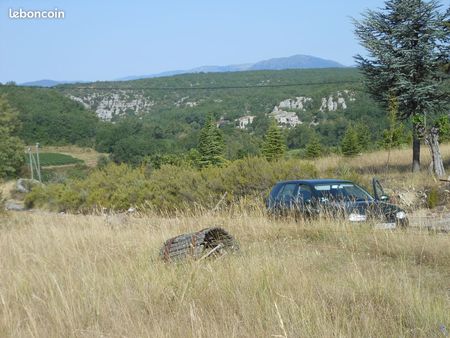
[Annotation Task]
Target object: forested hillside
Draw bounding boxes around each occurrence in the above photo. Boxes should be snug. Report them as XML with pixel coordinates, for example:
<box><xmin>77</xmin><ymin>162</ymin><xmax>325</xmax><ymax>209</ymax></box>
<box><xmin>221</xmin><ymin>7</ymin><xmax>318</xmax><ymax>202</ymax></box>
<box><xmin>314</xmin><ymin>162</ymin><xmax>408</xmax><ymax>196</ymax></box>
<box><xmin>1</xmin><ymin>68</ymin><xmax>405</xmax><ymax>165</ymax></box>
<box><xmin>0</xmin><ymin>85</ymin><xmax>98</xmax><ymax>146</ymax></box>
<box><xmin>58</xmin><ymin>68</ymin><xmax>398</xmax><ymax>162</ymax></box>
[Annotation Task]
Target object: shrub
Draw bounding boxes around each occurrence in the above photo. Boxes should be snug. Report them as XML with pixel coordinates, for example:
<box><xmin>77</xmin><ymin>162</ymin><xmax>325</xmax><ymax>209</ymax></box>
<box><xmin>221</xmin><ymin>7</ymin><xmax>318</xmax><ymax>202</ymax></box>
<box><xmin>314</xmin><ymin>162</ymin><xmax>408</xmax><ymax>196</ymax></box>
<box><xmin>25</xmin><ymin>157</ymin><xmax>319</xmax><ymax>213</ymax></box>
<box><xmin>96</xmin><ymin>154</ymin><xmax>110</xmax><ymax>168</ymax></box>
<box><xmin>145</xmin><ymin>164</ymin><xmax>206</xmax><ymax>211</ymax></box>
<box><xmin>427</xmin><ymin>186</ymin><xmax>439</xmax><ymax>209</ymax></box>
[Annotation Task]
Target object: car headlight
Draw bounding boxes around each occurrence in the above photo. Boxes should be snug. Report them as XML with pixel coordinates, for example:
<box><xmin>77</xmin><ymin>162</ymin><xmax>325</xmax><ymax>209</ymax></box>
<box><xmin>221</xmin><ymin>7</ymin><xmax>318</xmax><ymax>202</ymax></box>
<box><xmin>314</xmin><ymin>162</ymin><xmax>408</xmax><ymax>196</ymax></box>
<box><xmin>395</xmin><ymin>211</ymin><xmax>407</xmax><ymax>219</ymax></box>
<box><xmin>349</xmin><ymin>213</ymin><xmax>367</xmax><ymax>222</ymax></box>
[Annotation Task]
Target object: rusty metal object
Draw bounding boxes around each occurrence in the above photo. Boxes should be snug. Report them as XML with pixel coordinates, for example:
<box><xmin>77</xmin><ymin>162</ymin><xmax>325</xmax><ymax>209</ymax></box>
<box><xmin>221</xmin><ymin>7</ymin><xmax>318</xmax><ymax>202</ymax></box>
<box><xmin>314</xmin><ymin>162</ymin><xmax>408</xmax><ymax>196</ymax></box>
<box><xmin>160</xmin><ymin>227</ymin><xmax>238</xmax><ymax>261</ymax></box>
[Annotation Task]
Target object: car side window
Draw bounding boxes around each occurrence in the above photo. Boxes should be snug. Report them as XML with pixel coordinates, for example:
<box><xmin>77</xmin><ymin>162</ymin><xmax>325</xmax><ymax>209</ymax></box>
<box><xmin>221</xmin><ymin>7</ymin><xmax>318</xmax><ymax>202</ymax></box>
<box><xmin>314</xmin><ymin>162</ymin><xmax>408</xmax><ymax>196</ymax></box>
<box><xmin>297</xmin><ymin>184</ymin><xmax>312</xmax><ymax>201</ymax></box>
<box><xmin>277</xmin><ymin>183</ymin><xmax>297</xmax><ymax>201</ymax></box>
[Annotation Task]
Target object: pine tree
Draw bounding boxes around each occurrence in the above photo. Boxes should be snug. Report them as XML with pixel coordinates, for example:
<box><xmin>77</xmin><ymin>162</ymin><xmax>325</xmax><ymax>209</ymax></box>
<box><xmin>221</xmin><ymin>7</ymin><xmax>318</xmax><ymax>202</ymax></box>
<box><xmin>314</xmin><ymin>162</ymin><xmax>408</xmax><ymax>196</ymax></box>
<box><xmin>198</xmin><ymin>114</ymin><xmax>225</xmax><ymax>167</ymax></box>
<box><xmin>262</xmin><ymin>120</ymin><xmax>285</xmax><ymax>161</ymax></box>
<box><xmin>354</xmin><ymin>122</ymin><xmax>371</xmax><ymax>151</ymax></box>
<box><xmin>354</xmin><ymin>0</ymin><xmax>449</xmax><ymax>175</ymax></box>
<box><xmin>341</xmin><ymin>126</ymin><xmax>361</xmax><ymax>157</ymax></box>
<box><xmin>305</xmin><ymin>134</ymin><xmax>322</xmax><ymax>159</ymax></box>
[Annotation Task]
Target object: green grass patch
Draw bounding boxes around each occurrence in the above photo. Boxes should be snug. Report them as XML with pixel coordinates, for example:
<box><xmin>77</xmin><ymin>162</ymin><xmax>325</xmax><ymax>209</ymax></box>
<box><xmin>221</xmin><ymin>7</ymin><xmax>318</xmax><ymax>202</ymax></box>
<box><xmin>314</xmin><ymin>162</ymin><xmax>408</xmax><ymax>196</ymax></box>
<box><xmin>29</xmin><ymin>153</ymin><xmax>83</xmax><ymax>166</ymax></box>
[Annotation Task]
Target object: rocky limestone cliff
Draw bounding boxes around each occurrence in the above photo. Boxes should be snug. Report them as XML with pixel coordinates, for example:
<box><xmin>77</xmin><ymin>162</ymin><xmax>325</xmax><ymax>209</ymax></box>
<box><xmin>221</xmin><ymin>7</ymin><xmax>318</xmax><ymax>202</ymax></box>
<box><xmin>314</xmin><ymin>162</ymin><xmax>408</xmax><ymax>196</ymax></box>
<box><xmin>67</xmin><ymin>91</ymin><xmax>156</xmax><ymax>120</ymax></box>
<box><xmin>266</xmin><ymin>90</ymin><xmax>357</xmax><ymax>127</ymax></box>
<box><xmin>67</xmin><ymin>92</ymin><xmax>203</xmax><ymax>120</ymax></box>
<box><xmin>319</xmin><ymin>90</ymin><xmax>355</xmax><ymax>112</ymax></box>
<box><xmin>66</xmin><ymin>88</ymin><xmax>356</xmax><ymax>125</ymax></box>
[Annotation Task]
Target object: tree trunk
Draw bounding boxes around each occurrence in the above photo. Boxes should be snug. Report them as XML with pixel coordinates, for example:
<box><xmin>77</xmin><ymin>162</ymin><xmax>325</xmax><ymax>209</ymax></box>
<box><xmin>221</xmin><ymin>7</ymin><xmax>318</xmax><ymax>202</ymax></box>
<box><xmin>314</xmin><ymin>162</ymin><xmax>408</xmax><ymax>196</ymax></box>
<box><xmin>425</xmin><ymin>126</ymin><xmax>446</xmax><ymax>178</ymax></box>
<box><xmin>412</xmin><ymin>125</ymin><xmax>421</xmax><ymax>172</ymax></box>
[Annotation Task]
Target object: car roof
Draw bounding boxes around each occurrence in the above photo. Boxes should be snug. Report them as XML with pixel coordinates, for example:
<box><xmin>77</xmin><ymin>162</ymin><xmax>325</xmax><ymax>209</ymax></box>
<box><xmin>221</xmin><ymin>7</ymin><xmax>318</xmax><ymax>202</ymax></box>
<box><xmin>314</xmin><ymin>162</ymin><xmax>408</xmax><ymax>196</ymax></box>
<box><xmin>277</xmin><ymin>179</ymin><xmax>354</xmax><ymax>185</ymax></box>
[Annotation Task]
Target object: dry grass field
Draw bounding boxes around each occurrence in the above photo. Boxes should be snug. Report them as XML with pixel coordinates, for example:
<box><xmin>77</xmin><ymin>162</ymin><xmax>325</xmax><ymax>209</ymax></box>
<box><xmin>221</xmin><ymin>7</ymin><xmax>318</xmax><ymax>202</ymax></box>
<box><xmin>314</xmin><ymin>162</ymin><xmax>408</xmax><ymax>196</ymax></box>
<box><xmin>1</xmin><ymin>144</ymin><xmax>449</xmax><ymax>337</ymax></box>
<box><xmin>0</xmin><ymin>210</ymin><xmax>449</xmax><ymax>337</ymax></box>
<box><xmin>315</xmin><ymin>143</ymin><xmax>450</xmax><ymax>174</ymax></box>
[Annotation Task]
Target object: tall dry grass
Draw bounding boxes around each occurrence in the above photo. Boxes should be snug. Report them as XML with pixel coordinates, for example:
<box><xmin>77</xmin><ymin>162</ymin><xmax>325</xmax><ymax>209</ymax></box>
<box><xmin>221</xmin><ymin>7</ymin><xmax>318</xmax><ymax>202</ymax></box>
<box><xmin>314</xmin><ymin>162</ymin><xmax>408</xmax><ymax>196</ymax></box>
<box><xmin>0</xmin><ymin>210</ymin><xmax>449</xmax><ymax>337</ymax></box>
<box><xmin>315</xmin><ymin>143</ymin><xmax>450</xmax><ymax>175</ymax></box>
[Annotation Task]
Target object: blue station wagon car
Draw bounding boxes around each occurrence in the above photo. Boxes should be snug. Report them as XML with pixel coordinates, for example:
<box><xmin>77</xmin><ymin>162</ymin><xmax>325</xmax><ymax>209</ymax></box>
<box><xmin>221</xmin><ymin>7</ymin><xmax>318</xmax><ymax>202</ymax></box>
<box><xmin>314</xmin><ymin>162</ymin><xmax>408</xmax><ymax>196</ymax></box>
<box><xmin>266</xmin><ymin>178</ymin><xmax>408</xmax><ymax>228</ymax></box>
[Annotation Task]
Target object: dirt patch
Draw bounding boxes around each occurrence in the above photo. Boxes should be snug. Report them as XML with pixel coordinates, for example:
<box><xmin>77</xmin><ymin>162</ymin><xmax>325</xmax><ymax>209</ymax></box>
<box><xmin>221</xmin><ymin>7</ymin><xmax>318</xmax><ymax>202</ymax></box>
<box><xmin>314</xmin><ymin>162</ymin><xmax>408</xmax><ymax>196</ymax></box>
<box><xmin>0</xmin><ymin>181</ymin><xmax>16</xmax><ymax>200</ymax></box>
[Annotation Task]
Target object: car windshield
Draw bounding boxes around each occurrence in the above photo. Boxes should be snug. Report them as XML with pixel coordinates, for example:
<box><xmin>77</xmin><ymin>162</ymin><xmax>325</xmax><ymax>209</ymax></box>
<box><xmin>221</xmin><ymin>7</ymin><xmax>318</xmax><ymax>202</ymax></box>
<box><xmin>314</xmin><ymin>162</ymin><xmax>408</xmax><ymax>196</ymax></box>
<box><xmin>313</xmin><ymin>183</ymin><xmax>373</xmax><ymax>202</ymax></box>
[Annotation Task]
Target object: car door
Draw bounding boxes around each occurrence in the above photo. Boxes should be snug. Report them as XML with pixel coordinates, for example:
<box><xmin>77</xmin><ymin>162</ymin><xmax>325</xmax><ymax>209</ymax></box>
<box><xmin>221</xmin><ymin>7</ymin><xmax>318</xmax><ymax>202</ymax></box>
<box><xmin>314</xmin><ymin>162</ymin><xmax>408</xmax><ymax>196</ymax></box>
<box><xmin>371</xmin><ymin>177</ymin><xmax>396</xmax><ymax>220</ymax></box>
<box><xmin>372</xmin><ymin>178</ymin><xmax>389</xmax><ymax>201</ymax></box>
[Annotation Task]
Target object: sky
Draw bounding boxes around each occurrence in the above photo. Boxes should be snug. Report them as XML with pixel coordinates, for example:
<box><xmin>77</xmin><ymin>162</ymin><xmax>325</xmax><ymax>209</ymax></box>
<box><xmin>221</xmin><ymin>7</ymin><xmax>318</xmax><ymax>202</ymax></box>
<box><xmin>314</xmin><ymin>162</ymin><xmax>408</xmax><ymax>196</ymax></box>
<box><xmin>0</xmin><ymin>0</ymin><xmax>393</xmax><ymax>83</ymax></box>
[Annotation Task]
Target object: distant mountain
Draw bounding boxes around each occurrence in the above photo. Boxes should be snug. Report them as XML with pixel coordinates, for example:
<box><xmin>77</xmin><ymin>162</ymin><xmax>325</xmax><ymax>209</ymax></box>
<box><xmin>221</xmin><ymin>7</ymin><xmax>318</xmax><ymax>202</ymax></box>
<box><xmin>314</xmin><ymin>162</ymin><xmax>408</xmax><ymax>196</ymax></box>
<box><xmin>20</xmin><ymin>54</ymin><xmax>345</xmax><ymax>85</ymax></box>
<box><xmin>20</xmin><ymin>79</ymin><xmax>87</xmax><ymax>87</ymax></box>
<box><xmin>118</xmin><ymin>63</ymin><xmax>253</xmax><ymax>81</ymax></box>
<box><xmin>249</xmin><ymin>55</ymin><xmax>343</xmax><ymax>71</ymax></box>
<box><xmin>20</xmin><ymin>79</ymin><xmax>63</xmax><ymax>87</ymax></box>
<box><xmin>116</xmin><ymin>54</ymin><xmax>344</xmax><ymax>81</ymax></box>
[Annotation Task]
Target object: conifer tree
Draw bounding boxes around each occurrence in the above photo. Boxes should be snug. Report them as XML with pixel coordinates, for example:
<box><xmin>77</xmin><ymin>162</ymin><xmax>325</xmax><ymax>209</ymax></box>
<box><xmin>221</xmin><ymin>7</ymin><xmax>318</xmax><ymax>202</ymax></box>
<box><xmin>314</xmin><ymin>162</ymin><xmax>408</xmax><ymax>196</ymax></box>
<box><xmin>198</xmin><ymin>113</ymin><xmax>225</xmax><ymax>167</ymax></box>
<box><xmin>355</xmin><ymin>122</ymin><xmax>371</xmax><ymax>151</ymax></box>
<box><xmin>341</xmin><ymin>126</ymin><xmax>361</xmax><ymax>157</ymax></box>
<box><xmin>305</xmin><ymin>133</ymin><xmax>322</xmax><ymax>159</ymax></box>
<box><xmin>354</xmin><ymin>0</ymin><xmax>449</xmax><ymax>175</ymax></box>
<box><xmin>262</xmin><ymin>120</ymin><xmax>285</xmax><ymax>161</ymax></box>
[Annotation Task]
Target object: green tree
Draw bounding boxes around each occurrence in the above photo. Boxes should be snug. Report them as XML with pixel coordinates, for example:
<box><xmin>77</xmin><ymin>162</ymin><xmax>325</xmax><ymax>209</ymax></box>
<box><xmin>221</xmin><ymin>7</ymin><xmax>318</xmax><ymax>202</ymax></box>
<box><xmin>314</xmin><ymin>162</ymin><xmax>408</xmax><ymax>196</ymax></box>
<box><xmin>0</xmin><ymin>134</ymin><xmax>25</xmax><ymax>178</ymax></box>
<box><xmin>262</xmin><ymin>120</ymin><xmax>285</xmax><ymax>161</ymax></box>
<box><xmin>354</xmin><ymin>0</ymin><xmax>449</xmax><ymax>175</ymax></box>
<box><xmin>381</xmin><ymin>95</ymin><xmax>411</xmax><ymax>149</ymax></box>
<box><xmin>341</xmin><ymin>126</ymin><xmax>361</xmax><ymax>157</ymax></box>
<box><xmin>305</xmin><ymin>133</ymin><xmax>322</xmax><ymax>159</ymax></box>
<box><xmin>0</xmin><ymin>96</ymin><xmax>24</xmax><ymax>178</ymax></box>
<box><xmin>0</xmin><ymin>95</ymin><xmax>20</xmax><ymax>134</ymax></box>
<box><xmin>198</xmin><ymin>114</ymin><xmax>225</xmax><ymax>167</ymax></box>
<box><xmin>435</xmin><ymin>115</ymin><xmax>450</xmax><ymax>142</ymax></box>
<box><xmin>444</xmin><ymin>21</ymin><xmax>450</xmax><ymax>74</ymax></box>
<box><xmin>354</xmin><ymin>122</ymin><xmax>372</xmax><ymax>151</ymax></box>
<box><xmin>186</xmin><ymin>148</ymin><xmax>202</xmax><ymax>168</ymax></box>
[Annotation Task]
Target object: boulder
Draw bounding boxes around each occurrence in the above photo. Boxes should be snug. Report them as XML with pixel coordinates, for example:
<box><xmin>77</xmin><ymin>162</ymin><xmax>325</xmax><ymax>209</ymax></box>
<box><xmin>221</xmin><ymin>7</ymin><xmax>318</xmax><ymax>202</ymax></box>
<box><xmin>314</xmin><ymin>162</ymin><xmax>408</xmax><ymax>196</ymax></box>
<box><xmin>16</xmin><ymin>178</ymin><xmax>42</xmax><ymax>193</ymax></box>
<box><xmin>5</xmin><ymin>200</ymin><xmax>26</xmax><ymax>211</ymax></box>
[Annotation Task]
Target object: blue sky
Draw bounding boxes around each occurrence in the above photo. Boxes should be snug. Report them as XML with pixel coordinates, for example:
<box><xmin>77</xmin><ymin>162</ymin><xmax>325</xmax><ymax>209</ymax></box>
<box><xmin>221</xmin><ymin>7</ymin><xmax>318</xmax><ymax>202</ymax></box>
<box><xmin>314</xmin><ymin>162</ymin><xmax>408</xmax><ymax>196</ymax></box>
<box><xmin>0</xmin><ymin>0</ymin><xmax>391</xmax><ymax>83</ymax></box>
